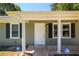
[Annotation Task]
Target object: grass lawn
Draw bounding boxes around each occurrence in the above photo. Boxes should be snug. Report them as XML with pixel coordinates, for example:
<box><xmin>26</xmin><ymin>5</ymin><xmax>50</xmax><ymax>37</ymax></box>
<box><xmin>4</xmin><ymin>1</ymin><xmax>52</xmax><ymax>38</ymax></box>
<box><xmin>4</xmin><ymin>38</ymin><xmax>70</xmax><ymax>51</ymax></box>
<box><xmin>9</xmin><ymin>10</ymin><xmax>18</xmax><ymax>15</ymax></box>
<box><xmin>0</xmin><ymin>51</ymin><xmax>21</xmax><ymax>56</ymax></box>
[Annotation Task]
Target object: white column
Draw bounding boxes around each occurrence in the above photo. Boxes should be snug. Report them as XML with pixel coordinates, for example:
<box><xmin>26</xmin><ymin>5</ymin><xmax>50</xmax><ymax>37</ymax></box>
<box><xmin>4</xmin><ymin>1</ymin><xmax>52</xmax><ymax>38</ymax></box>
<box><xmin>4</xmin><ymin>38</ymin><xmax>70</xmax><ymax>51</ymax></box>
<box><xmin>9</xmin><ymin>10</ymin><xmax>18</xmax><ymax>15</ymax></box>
<box><xmin>57</xmin><ymin>19</ymin><xmax>61</xmax><ymax>54</ymax></box>
<box><xmin>22</xmin><ymin>22</ymin><xmax>26</xmax><ymax>51</ymax></box>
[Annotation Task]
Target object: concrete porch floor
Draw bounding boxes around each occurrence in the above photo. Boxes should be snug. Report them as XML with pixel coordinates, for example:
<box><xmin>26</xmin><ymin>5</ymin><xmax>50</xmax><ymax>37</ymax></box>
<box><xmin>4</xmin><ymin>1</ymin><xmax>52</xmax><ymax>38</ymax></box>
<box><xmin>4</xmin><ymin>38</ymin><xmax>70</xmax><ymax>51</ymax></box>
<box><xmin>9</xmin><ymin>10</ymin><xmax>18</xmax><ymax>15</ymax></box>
<box><xmin>26</xmin><ymin>46</ymin><xmax>79</xmax><ymax>56</ymax></box>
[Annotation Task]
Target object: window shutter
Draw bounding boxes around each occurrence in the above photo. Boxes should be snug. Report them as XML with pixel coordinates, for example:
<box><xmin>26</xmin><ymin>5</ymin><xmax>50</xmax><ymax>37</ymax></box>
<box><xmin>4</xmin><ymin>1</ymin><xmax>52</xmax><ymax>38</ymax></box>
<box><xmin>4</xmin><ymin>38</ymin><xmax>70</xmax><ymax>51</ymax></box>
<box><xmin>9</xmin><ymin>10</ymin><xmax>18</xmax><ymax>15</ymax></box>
<box><xmin>48</xmin><ymin>23</ymin><xmax>52</xmax><ymax>38</ymax></box>
<box><xmin>20</xmin><ymin>23</ymin><xmax>22</xmax><ymax>38</ymax></box>
<box><xmin>71</xmin><ymin>23</ymin><xmax>75</xmax><ymax>38</ymax></box>
<box><xmin>6</xmin><ymin>23</ymin><xmax>10</xmax><ymax>38</ymax></box>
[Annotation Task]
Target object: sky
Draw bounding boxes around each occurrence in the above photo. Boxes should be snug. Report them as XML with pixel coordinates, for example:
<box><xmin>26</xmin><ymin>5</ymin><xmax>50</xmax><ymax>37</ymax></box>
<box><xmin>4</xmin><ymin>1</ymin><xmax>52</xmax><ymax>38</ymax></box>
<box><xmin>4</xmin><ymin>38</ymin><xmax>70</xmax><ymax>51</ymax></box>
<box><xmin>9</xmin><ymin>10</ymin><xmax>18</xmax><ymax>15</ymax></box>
<box><xmin>17</xmin><ymin>3</ymin><xmax>51</xmax><ymax>11</ymax></box>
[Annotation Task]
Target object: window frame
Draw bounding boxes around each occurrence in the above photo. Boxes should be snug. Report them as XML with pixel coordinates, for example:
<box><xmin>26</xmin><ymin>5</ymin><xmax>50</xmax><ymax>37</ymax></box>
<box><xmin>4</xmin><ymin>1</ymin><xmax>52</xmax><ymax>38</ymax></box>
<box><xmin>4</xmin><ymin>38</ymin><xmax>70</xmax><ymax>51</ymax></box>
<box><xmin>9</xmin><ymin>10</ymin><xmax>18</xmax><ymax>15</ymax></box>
<box><xmin>53</xmin><ymin>22</ymin><xmax>71</xmax><ymax>38</ymax></box>
<box><xmin>61</xmin><ymin>23</ymin><xmax>71</xmax><ymax>38</ymax></box>
<box><xmin>10</xmin><ymin>23</ymin><xmax>20</xmax><ymax>39</ymax></box>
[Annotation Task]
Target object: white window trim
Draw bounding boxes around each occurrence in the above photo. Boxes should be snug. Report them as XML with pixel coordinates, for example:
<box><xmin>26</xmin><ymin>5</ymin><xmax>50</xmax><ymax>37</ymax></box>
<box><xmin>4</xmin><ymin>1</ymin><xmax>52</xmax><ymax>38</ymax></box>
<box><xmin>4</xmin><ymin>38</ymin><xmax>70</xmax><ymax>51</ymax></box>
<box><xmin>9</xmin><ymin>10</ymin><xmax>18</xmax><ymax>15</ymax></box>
<box><xmin>53</xmin><ymin>22</ymin><xmax>71</xmax><ymax>39</ymax></box>
<box><xmin>61</xmin><ymin>23</ymin><xmax>71</xmax><ymax>38</ymax></box>
<box><xmin>10</xmin><ymin>23</ymin><xmax>20</xmax><ymax>39</ymax></box>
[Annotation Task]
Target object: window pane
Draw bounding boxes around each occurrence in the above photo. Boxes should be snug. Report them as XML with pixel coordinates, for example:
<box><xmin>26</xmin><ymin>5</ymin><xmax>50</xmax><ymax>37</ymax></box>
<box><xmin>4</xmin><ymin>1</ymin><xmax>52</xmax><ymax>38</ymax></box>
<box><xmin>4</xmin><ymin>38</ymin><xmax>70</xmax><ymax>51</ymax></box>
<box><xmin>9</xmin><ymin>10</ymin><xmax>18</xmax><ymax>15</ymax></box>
<box><xmin>63</xmin><ymin>24</ymin><xmax>69</xmax><ymax>31</ymax></box>
<box><xmin>63</xmin><ymin>31</ymin><xmax>69</xmax><ymax>37</ymax></box>
<box><xmin>12</xmin><ymin>24</ymin><xmax>18</xmax><ymax>31</ymax></box>
<box><xmin>62</xmin><ymin>24</ymin><xmax>69</xmax><ymax>37</ymax></box>
<box><xmin>54</xmin><ymin>24</ymin><xmax>58</xmax><ymax>37</ymax></box>
<box><xmin>12</xmin><ymin>31</ymin><xmax>18</xmax><ymax>37</ymax></box>
<box><xmin>12</xmin><ymin>24</ymin><xmax>18</xmax><ymax>37</ymax></box>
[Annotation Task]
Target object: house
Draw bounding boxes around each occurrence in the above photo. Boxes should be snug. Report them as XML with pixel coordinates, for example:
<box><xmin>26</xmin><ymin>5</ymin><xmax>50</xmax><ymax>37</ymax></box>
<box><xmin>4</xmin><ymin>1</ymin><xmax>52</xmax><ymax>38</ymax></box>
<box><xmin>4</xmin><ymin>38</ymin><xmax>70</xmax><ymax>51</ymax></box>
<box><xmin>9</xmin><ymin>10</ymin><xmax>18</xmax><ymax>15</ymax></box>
<box><xmin>0</xmin><ymin>11</ymin><xmax>79</xmax><ymax>53</ymax></box>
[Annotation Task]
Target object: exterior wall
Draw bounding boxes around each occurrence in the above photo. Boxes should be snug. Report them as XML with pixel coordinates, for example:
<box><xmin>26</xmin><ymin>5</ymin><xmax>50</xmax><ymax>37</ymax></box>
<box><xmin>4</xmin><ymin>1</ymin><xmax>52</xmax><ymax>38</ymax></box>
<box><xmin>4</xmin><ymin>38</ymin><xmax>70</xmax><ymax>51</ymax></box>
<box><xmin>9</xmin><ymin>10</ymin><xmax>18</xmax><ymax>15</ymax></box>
<box><xmin>61</xmin><ymin>20</ymin><xmax>79</xmax><ymax>46</ymax></box>
<box><xmin>0</xmin><ymin>20</ymin><xmax>79</xmax><ymax>46</ymax></box>
<box><xmin>0</xmin><ymin>23</ymin><xmax>34</xmax><ymax>46</ymax></box>
<box><xmin>29</xmin><ymin>21</ymin><xmax>79</xmax><ymax>46</ymax></box>
<box><xmin>0</xmin><ymin>23</ymin><xmax>21</xmax><ymax>46</ymax></box>
<box><xmin>46</xmin><ymin>20</ymin><xmax>79</xmax><ymax>46</ymax></box>
<box><xmin>26</xmin><ymin>23</ymin><xmax>34</xmax><ymax>45</ymax></box>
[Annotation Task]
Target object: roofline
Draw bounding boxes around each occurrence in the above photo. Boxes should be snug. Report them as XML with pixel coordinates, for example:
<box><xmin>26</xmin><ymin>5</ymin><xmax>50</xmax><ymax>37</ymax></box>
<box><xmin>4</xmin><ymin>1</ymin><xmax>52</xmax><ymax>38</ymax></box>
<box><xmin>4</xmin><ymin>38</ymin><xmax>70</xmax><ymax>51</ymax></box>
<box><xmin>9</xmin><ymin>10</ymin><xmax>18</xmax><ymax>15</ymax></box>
<box><xmin>7</xmin><ymin>11</ymin><xmax>79</xmax><ymax>12</ymax></box>
<box><xmin>1</xmin><ymin>10</ymin><xmax>79</xmax><ymax>14</ymax></box>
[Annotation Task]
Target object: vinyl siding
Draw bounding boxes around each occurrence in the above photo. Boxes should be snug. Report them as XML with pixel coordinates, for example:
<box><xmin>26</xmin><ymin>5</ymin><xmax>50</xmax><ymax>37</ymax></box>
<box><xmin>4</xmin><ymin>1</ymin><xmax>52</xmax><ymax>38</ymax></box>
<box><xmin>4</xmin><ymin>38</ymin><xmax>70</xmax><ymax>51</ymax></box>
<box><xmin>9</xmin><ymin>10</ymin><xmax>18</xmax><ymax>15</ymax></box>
<box><xmin>0</xmin><ymin>23</ymin><xmax>21</xmax><ymax>46</ymax></box>
<box><xmin>0</xmin><ymin>20</ymin><xmax>79</xmax><ymax>46</ymax></box>
<box><xmin>0</xmin><ymin>23</ymin><xmax>34</xmax><ymax>46</ymax></box>
<box><xmin>26</xmin><ymin>23</ymin><xmax>34</xmax><ymax>45</ymax></box>
<box><xmin>46</xmin><ymin>20</ymin><xmax>79</xmax><ymax>46</ymax></box>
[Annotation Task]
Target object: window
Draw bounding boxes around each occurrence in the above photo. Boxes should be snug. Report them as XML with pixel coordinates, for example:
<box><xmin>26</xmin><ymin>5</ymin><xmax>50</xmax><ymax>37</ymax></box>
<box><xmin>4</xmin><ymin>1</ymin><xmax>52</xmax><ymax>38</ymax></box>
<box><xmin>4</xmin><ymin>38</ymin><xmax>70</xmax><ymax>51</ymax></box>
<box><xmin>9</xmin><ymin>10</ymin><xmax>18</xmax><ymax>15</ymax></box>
<box><xmin>10</xmin><ymin>23</ymin><xmax>20</xmax><ymax>39</ymax></box>
<box><xmin>62</xmin><ymin>23</ymin><xmax>71</xmax><ymax>38</ymax></box>
<box><xmin>52</xmin><ymin>23</ymin><xmax>71</xmax><ymax>38</ymax></box>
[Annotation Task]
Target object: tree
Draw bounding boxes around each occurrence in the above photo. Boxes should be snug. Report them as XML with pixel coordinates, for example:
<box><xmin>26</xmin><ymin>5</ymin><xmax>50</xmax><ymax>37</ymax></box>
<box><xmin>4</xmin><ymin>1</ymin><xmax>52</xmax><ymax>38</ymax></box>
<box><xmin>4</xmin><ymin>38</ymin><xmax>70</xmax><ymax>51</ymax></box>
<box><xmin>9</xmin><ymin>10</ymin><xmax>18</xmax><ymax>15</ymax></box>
<box><xmin>0</xmin><ymin>3</ymin><xmax>21</xmax><ymax>15</ymax></box>
<box><xmin>0</xmin><ymin>3</ymin><xmax>21</xmax><ymax>11</ymax></box>
<box><xmin>51</xmin><ymin>3</ymin><xmax>79</xmax><ymax>11</ymax></box>
<box><xmin>73</xmin><ymin>3</ymin><xmax>79</xmax><ymax>10</ymax></box>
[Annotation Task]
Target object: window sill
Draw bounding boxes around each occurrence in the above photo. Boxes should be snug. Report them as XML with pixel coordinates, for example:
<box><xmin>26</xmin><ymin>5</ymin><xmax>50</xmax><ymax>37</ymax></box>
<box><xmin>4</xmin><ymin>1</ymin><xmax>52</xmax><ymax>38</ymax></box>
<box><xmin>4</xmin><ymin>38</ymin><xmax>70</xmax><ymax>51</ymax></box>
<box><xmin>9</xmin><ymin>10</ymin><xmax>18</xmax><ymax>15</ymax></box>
<box><xmin>53</xmin><ymin>37</ymin><xmax>71</xmax><ymax>39</ymax></box>
<box><xmin>10</xmin><ymin>37</ymin><xmax>20</xmax><ymax>39</ymax></box>
<box><xmin>48</xmin><ymin>37</ymin><xmax>71</xmax><ymax>39</ymax></box>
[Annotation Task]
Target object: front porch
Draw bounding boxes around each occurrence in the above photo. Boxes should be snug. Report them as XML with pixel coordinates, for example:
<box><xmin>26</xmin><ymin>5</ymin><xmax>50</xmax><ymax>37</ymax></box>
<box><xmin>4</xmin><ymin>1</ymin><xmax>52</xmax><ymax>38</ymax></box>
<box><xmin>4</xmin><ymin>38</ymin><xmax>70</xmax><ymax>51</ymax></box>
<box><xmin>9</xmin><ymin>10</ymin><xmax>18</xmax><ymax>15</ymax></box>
<box><xmin>26</xmin><ymin>45</ymin><xmax>79</xmax><ymax>56</ymax></box>
<box><xmin>21</xmin><ymin>19</ymin><xmax>79</xmax><ymax>55</ymax></box>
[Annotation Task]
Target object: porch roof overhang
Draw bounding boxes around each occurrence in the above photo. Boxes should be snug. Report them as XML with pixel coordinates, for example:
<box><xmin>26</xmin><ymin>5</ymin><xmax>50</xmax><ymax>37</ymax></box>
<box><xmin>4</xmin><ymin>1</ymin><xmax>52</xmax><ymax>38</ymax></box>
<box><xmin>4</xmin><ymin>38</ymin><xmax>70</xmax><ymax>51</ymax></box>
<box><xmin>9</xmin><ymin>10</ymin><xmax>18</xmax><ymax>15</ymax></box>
<box><xmin>0</xmin><ymin>11</ymin><xmax>79</xmax><ymax>23</ymax></box>
<box><xmin>0</xmin><ymin>16</ymin><xmax>29</xmax><ymax>23</ymax></box>
<box><xmin>22</xmin><ymin>11</ymin><xmax>79</xmax><ymax>20</ymax></box>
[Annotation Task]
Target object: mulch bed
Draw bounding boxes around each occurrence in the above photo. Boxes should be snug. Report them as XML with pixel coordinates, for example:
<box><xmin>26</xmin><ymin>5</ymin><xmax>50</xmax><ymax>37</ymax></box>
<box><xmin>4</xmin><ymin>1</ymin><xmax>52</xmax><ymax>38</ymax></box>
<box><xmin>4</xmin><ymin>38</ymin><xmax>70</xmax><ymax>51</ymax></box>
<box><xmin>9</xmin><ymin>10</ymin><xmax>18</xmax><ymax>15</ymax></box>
<box><xmin>0</xmin><ymin>46</ymin><xmax>21</xmax><ymax>51</ymax></box>
<box><xmin>0</xmin><ymin>45</ymin><xmax>29</xmax><ymax>51</ymax></box>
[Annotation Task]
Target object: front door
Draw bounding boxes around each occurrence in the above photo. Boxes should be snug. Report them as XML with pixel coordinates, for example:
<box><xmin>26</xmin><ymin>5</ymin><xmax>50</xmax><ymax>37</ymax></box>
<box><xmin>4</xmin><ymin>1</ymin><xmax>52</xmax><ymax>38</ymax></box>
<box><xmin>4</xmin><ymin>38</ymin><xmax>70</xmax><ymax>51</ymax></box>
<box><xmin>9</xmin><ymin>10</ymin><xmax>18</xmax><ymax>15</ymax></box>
<box><xmin>34</xmin><ymin>23</ymin><xmax>45</xmax><ymax>45</ymax></box>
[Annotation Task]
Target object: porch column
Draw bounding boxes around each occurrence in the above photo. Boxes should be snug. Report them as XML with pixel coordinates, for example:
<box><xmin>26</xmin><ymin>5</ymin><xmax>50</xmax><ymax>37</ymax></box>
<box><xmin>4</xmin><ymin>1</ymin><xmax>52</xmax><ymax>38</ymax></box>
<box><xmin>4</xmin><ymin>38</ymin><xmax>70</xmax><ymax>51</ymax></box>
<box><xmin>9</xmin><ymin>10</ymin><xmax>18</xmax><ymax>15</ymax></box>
<box><xmin>57</xmin><ymin>19</ymin><xmax>61</xmax><ymax>54</ymax></box>
<box><xmin>22</xmin><ymin>22</ymin><xmax>26</xmax><ymax>51</ymax></box>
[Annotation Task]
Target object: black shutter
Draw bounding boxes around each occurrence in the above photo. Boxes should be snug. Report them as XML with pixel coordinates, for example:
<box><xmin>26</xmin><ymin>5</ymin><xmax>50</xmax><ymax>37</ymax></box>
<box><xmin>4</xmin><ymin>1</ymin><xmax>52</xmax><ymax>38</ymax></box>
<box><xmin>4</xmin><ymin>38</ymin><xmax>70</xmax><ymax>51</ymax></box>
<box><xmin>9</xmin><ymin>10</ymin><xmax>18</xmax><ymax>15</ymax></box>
<box><xmin>20</xmin><ymin>23</ymin><xmax>22</xmax><ymax>38</ymax></box>
<box><xmin>6</xmin><ymin>23</ymin><xmax>10</xmax><ymax>38</ymax></box>
<box><xmin>48</xmin><ymin>23</ymin><xmax>52</xmax><ymax>38</ymax></box>
<box><xmin>71</xmin><ymin>23</ymin><xmax>75</xmax><ymax>38</ymax></box>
